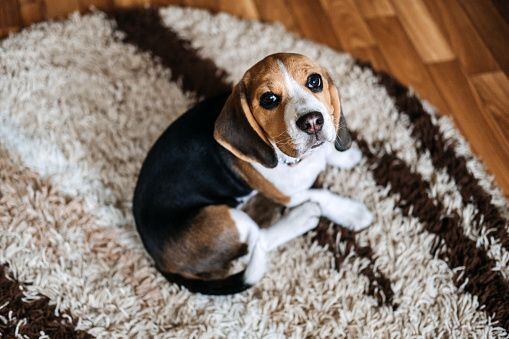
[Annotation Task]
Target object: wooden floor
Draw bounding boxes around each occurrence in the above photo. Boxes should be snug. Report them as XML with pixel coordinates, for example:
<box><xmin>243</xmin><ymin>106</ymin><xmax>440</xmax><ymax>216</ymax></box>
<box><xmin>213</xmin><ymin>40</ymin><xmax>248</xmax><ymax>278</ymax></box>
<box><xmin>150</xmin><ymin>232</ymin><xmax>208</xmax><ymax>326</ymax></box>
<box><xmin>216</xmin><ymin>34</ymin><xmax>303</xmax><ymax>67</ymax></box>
<box><xmin>1</xmin><ymin>0</ymin><xmax>508</xmax><ymax>196</ymax></box>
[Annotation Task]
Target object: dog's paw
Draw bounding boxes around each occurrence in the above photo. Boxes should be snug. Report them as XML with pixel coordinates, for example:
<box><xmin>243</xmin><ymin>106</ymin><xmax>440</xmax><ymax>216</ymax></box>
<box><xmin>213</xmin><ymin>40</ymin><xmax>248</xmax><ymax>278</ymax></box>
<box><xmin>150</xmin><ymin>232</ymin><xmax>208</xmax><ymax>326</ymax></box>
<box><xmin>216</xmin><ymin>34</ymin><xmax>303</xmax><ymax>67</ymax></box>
<box><xmin>287</xmin><ymin>202</ymin><xmax>321</xmax><ymax>231</ymax></box>
<box><xmin>328</xmin><ymin>146</ymin><xmax>363</xmax><ymax>169</ymax></box>
<box><xmin>324</xmin><ymin>197</ymin><xmax>373</xmax><ymax>231</ymax></box>
<box><xmin>344</xmin><ymin>202</ymin><xmax>373</xmax><ymax>231</ymax></box>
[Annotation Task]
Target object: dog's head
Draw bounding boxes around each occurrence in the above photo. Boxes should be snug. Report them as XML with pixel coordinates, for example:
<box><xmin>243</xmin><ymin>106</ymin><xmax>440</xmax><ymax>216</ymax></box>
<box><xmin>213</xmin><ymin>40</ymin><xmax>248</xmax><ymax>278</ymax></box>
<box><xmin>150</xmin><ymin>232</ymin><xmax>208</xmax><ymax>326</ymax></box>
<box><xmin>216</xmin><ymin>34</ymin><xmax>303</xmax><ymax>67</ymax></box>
<box><xmin>214</xmin><ymin>53</ymin><xmax>351</xmax><ymax>168</ymax></box>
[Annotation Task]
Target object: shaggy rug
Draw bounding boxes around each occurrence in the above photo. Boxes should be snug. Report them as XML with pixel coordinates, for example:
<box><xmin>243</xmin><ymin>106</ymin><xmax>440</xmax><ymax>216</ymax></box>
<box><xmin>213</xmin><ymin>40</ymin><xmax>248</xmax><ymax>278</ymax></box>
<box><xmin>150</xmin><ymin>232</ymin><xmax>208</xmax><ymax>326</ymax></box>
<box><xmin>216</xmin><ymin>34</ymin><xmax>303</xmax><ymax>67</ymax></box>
<box><xmin>1</xmin><ymin>6</ymin><xmax>508</xmax><ymax>338</ymax></box>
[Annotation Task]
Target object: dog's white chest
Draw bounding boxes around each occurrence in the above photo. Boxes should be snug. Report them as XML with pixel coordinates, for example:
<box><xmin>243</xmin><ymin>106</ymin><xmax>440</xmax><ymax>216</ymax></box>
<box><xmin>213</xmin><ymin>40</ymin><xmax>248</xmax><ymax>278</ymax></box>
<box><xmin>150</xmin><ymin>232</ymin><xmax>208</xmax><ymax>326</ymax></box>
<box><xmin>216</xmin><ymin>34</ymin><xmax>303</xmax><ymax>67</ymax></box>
<box><xmin>253</xmin><ymin>145</ymin><xmax>330</xmax><ymax>196</ymax></box>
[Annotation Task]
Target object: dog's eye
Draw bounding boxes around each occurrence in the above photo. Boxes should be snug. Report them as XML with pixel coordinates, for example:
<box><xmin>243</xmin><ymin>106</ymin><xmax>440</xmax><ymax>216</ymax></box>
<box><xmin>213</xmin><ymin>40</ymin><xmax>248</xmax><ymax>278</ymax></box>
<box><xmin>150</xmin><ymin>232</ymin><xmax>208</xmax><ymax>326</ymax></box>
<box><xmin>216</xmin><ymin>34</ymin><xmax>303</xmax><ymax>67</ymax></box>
<box><xmin>306</xmin><ymin>73</ymin><xmax>323</xmax><ymax>93</ymax></box>
<box><xmin>259</xmin><ymin>92</ymin><xmax>280</xmax><ymax>109</ymax></box>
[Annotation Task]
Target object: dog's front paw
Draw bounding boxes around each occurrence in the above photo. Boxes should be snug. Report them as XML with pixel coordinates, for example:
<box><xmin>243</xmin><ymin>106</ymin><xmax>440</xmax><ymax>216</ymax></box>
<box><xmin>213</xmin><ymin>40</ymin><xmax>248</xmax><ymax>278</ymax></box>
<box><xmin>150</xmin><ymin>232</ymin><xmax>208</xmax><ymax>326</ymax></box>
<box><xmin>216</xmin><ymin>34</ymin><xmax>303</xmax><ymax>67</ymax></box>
<box><xmin>287</xmin><ymin>202</ymin><xmax>321</xmax><ymax>231</ymax></box>
<box><xmin>345</xmin><ymin>202</ymin><xmax>373</xmax><ymax>231</ymax></box>
<box><xmin>328</xmin><ymin>146</ymin><xmax>363</xmax><ymax>169</ymax></box>
<box><xmin>324</xmin><ymin>197</ymin><xmax>373</xmax><ymax>231</ymax></box>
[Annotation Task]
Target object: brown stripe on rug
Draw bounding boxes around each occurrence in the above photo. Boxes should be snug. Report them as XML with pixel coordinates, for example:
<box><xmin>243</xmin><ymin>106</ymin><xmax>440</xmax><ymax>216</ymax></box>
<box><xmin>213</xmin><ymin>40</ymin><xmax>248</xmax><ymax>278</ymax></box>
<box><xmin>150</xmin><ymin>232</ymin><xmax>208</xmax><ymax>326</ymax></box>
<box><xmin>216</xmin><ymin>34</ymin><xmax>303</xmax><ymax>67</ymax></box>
<box><xmin>0</xmin><ymin>264</ymin><xmax>92</xmax><ymax>338</ymax></box>
<box><xmin>354</xmin><ymin>136</ymin><xmax>509</xmax><ymax>330</ymax></box>
<box><xmin>313</xmin><ymin>219</ymin><xmax>395</xmax><ymax>307</ymax></box>
<box><xmin>109</xmin><ymin>8</ymin><xmax>230</xmax><ymax>99</ymax></box>
<box><xmin>357</xmin><ymin>61</ymin><xmax>509</xmax><ymax>252</ymax></box>
<box><xmin>109</xmin><ymin>8</ymin><xmax>396</xmax><ymax>308</ymax></box>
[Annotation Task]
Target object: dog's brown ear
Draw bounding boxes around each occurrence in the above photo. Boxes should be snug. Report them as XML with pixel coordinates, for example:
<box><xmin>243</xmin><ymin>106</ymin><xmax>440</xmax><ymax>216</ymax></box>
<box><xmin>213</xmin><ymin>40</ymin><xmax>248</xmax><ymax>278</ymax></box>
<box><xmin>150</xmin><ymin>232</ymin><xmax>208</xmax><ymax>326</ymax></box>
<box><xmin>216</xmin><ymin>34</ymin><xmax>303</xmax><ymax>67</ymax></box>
<box><xmin>335</xmin><ymin>108</ymin><xmax>352</xmax><ymax>151</ymax></box>
<box><xmin>324</xmin><ymin>70</ymin><xmax>352</xmax><ymax>152</ymax></box>
<box><xmin>214</xmin><ymin>82</ymin><xmax>278</xmax><ymax>168</ymax></box>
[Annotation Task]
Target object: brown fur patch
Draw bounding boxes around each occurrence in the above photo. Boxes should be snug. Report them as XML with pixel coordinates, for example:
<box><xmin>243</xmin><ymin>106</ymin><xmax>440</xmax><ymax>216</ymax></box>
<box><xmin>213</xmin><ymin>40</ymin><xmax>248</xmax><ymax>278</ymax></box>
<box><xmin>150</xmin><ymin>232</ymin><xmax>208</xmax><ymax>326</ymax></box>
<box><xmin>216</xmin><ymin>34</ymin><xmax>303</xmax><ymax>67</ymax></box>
<box><xmin>242</xmin><ymin>56</ymin><xmax>295</xmax><ymax>156</ymax></box>
<box><xmin>234</xmin><ymin>159</ymin><xmax>290</xmax><ymax>205</ymax></box>
<box><xmin>158</xmin><ymin>205</ymin><xmax>247</xmax><ymax>279</ymax></box>
<box><xmin>323</xmin><ymin>71</ymin><xmax>342</xmax><ymax>129</ymax></box>
<box><xmin>241</xmin><ymin>194</ymin><xmax>285</xmax><ymax>229</ymax></box>
<box><xmin>214</xmin><ymin>83</ymin><xmax>278</xmax><ymax>168</ymax></box>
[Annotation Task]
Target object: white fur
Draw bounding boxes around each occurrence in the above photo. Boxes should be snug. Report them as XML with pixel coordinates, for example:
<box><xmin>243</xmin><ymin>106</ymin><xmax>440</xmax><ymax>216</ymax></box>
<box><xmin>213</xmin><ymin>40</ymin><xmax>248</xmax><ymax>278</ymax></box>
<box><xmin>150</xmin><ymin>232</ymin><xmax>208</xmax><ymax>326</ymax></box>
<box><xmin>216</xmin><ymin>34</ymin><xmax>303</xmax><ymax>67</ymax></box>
<box><xmin>326</xmin><ymin>145</ymin><xmax>363</xmax><ymax>169</ymax></box>
<box><xmin>277</xmin><ymin>60</ymin><xmax>336</xmax><ymax>154</ymax></box>
<box><xmin>260</xmin><ymin>201</ymin><xmax>321</xmax><ymax>251</ymax></box>
<box><xmin>230</xmin><ymin>209</ymin><xmax>267</xmax><ymax>285</ymax></box>
<box><xmin>230</xmin><ymin>201</ymin><xmax>321</xmax><ymax>284</ymax></box>
<box><xmin>253</xmin><ymin>143</ymin><xmax>331</xmax><ymax>196</ymax></box>
<box><xmin>289</xmin><ymin>189</ymin><xmax>373</xmax><ymax>231</ymax></box>
<box><xmin>253</xmin><ymin>142</ymin><xmax>372</xmax><ymax>231</ymax></box>
<box><xmin>230</xmin><ymin>209</ymin><xmax>259</xmax><ymax>245</ymax></box>
<box><xmin>243</xmin><ymin>241</ymin><xmax>267</xmax><ymax>285</ymax></box>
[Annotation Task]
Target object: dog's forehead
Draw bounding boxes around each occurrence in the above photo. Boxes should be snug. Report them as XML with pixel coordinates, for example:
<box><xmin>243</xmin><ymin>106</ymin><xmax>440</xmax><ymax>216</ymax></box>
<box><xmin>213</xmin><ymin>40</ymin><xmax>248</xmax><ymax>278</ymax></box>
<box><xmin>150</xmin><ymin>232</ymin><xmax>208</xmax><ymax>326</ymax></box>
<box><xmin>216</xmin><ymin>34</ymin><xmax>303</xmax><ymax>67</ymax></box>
<box><xmin>275</xmin><ymin>54</ymin><xmax>319</xmax><ymax>78</ymax></box>
<box><xmin>244</xmin><ymin>53</ymin><xmax>319</xmax><ymax>87</ymax></box>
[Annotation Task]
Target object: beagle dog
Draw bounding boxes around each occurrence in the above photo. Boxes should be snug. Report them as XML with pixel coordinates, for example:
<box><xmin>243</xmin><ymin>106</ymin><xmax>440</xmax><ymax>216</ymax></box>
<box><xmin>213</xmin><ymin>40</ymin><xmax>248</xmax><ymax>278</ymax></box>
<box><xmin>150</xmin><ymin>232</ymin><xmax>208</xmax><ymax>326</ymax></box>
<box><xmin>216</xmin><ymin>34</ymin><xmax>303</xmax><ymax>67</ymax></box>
<box><xmin>133</xmin><ymin>53</ymin><xmax>373</xmax><ymax>295</ymax></box>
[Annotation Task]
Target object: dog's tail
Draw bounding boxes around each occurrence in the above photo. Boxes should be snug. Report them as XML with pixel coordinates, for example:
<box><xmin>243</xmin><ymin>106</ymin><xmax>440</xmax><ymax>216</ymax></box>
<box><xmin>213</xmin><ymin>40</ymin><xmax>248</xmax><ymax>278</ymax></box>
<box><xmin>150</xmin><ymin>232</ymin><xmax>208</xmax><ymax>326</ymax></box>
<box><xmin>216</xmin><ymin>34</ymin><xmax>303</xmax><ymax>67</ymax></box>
<box><xmin>159</xmin><ymin>270</ymin><xmax>252</xmax><ymax>295</ymax></box>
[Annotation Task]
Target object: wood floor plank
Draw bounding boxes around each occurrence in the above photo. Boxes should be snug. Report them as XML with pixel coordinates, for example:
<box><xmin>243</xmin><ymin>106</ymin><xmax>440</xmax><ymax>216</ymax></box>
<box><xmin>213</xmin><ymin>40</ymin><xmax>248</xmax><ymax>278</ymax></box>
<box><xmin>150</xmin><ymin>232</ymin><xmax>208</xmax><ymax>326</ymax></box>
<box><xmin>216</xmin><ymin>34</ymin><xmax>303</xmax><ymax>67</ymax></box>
<box><xmin>350</xmin><ymin>46</ymin><xmax>389</xmax><ymax>72</ymax></box>
<box><xmin>491</xmin><ymin>0</ymin><xmax>509</xmax><ymax>25</ymax></box>
<box><xmin>44</xmin><ymin>0</ymin><xmax>79</xmax><ymax>18</ymax></box>
<box><xmin>390</xmin><ymin>0</ymin><xmax>454</xmax><ymax>63</ymax></box>
<box><xmin>285</xmin><ymin>0</ymin><xmax>343</xmax><ymax>50</ymax></box>
<box><xmin>366</xmin><ymin>16</ymin><xmax>449</xmax><ymax>114</ymax></box>
<box><xmin>424</xmin><ymin>0</ymin><xmax>499</xmax><ymax>75</ymax></box>
<box><xmin>469</xmin><ymin>72</ymin><xmax>509</xmax><ymax>148</ymax></box>
<box><xmin>78</xmin><ymin>0</ymin><xmax>113</xmax><ymax>11</ymax></box>
<box><xmin>19</xmin><ymin>0</ymin><xmax>45</xmax><ymax>26</ymax></box>
<box><xmin>0</xmin><ymin>0</ymin><xmax>22</xmax><ymax>36</ymax></box>
<box><xmin>354</xmin><ymin>0</ymin><xmax>394</xmax><ymax>18</ymax></box>
<box><xmin>459</xmin><ymin>0</ymin><xmax>509</xmax><ymax>74</ymax></box>
<box><xmin>254</xmin><ymin>0</ymin><xmax>298</xmax><ymax>32</ymax></box>
<box><xmin>218</xmin><ymin>0</ymin><xmax>258</xmax><ymax>20</ymax></box>
<box><xmin>429</xmin><ymin>62</ymin><xmax>509</xmax><ymax>194</ymax></box>
<box><xmin>150</xmin><ymin>0</ymin><xmax>185</xmax><ymax>5</ymax></box>
<box><xmin>184</xmin><ymin>0</ymin><xmax>219</xmax><ymax>12</ymax></box>
<box><xmin>321</xmin><ymin>0</ymin><xmax>375</xmax><ymax>50</ymax></box>
<box><xmin>113</xmin><ymin>0</ymin><xmax>148</xmax><ymax>8</ymax></box>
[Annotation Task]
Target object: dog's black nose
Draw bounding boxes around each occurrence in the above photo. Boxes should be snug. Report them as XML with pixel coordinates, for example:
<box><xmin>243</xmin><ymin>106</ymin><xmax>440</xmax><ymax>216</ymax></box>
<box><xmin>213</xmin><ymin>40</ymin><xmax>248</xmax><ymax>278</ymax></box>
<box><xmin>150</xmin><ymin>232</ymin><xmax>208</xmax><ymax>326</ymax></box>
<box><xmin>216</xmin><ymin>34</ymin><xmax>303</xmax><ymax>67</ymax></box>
<box><xmin>296</xmin><ymin>112</ymin><xmax>324</xmax><ymax>134</ymax></box>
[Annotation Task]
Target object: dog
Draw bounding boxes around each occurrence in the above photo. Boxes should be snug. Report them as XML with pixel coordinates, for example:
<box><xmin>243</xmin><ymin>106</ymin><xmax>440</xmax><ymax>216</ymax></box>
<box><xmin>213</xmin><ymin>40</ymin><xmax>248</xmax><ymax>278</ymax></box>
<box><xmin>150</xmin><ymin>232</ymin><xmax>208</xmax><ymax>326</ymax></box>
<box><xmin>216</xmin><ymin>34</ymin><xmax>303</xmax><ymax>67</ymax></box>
<box><xmin>133</xmin><ymin>53</ymin><xmax>373</xmax><ymax>295</ymax></box>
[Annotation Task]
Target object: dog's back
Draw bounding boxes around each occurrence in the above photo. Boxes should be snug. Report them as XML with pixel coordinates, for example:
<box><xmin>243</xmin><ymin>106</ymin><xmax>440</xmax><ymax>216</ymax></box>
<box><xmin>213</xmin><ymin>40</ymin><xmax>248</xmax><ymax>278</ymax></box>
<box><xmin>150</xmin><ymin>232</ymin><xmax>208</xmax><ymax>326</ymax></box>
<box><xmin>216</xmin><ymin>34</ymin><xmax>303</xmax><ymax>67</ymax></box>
<box><xmin>132</xmin><ymin>93</ymin><xmax>253</xmax><ymax>293</ymax></box>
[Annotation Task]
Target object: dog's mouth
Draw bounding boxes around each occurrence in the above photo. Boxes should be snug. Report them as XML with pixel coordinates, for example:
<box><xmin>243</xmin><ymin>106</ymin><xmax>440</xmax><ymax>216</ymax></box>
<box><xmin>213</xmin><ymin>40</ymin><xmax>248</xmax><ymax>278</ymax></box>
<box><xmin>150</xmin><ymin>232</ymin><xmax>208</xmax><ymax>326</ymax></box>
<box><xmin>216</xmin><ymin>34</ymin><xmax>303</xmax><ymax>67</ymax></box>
<box><xmin>282</xmin><ymin>138</ymin><xmax>324</xmax><ymax>167</ymax></box>
<box><xmin>311</xmin><ymin>141</ymin><xmax>324</xmax><ymax>149</ymax></box>
<box><xmin>304</xmin><ymin>132</ymin><xmax>326</xmax><ymax>150</ymax></box>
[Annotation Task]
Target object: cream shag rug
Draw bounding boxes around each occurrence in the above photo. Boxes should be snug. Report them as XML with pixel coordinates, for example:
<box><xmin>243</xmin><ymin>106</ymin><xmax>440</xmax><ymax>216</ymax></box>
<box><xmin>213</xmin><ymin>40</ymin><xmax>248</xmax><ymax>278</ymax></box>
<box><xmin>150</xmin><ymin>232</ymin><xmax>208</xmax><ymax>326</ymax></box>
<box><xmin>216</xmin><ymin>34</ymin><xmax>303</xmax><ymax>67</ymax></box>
<box><xmin>1</xmin><ymin>6</ymin><xmax>508</xmax><ymax>338</ymax></box>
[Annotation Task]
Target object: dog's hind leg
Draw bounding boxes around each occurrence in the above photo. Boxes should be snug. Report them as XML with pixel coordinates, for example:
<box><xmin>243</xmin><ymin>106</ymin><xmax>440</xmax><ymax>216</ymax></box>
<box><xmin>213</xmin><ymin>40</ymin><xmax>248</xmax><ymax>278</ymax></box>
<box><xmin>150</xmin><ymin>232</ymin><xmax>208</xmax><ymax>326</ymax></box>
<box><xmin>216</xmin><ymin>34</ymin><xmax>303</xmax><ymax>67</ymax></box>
<box><xmin>228</xmin><ymin>209</ymin><xmax>267</xmax><ymax>285</ymax></box>
<box><xmin>230</xmin><ymin>201</ymin><xmax>320</xmax><ymax>284</ymax></box>
<box><xmin>157</xmin><ymin>203</ymin><xmax>322</xmax><ymax>289</ymax></box>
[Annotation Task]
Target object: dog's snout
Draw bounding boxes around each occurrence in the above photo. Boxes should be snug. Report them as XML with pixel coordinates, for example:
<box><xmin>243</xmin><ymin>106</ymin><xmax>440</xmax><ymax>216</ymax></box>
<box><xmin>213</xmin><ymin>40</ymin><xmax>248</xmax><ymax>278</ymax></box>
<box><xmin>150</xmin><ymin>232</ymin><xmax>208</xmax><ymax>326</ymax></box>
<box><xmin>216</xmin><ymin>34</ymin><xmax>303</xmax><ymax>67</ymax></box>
<box><xmin>296</xmin><ymin>112</ymin><xmax>324</xmax><ymax>134</ymax></box>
